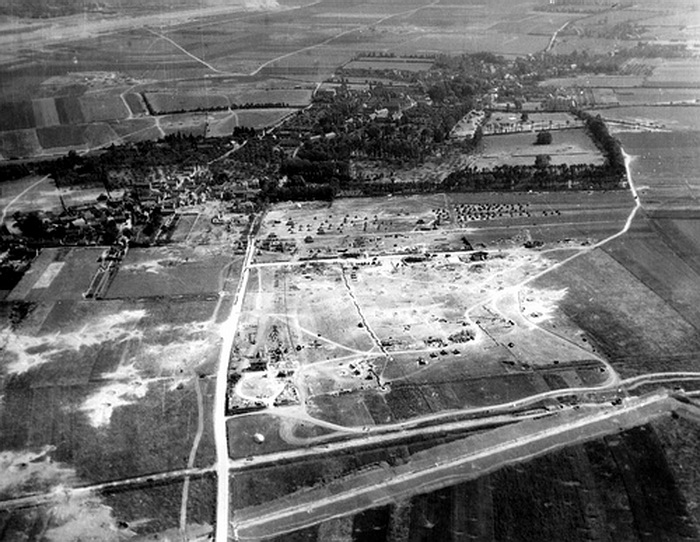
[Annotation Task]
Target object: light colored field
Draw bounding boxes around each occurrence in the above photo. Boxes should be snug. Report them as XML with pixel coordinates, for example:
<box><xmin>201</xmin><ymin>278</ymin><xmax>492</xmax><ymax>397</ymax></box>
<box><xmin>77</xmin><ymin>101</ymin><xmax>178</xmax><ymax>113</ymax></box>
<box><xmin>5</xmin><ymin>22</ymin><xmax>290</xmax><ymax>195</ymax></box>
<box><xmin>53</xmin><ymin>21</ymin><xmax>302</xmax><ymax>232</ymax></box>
<box><xmin>540</xmin><ymin>74</ymin><xmax>646</xmax><ymax>88</ymax></box>
<box><xmin>344</xmin><ymin>59</ymin><xmax>433</xmax><ymax>72</ymax></box>
<box><xmin>79</xmin><ymin>93</ymin><xmax>130</xmax><ymax>122</ymax></box>
<box><xmin>235</xmin><ymin>108</ymin><xmax>296</xmax><ymax>129</ymax></box>
<box><xmin>553</xmin><ymin>36</ymin><xmax>627</xmax><ymax>56</ymax></box>
<box><xmin>106</xmin><ymin>245</ymin><xmax>238</xmax><ymax>298</ymax></box>
<box><xmin>160</xmin><ymin>113</ymin><xmax>209</xmax><ymax>137</ymax></box>
<box><xmin>233</xmin><ymin>251</ymin><xmax>602</xmax><ymax>427</ymax></box>
<box><xmin>145</xmin><ymin>92</ymin><xmax>230</xmax><ymax>114</ymax></box>
<box><xmin>646</xmin><ymin>60</ymin><xmax>700</xmax><ymax>86</ymax></box>
<box><xmin>31</xmin><ymin>98</ymin><xmax>60</xmax><ymax>128</ymax></box>
<box><xmin>484</xmin><ymin>112</ymin><xmax>584</xmax><ymax>134</ymax></box>
<box><xmin>206</xmin><ymin>112</ymin><xmax>238</xmax><ymax>138</ymax></box>
<box><xmin>474</xmin><ymin>129</ymin><xmax>604</xmax><ymax>169</ymax></box>
<box><xmin>592</xmin><ymin>106</ymin><xmax>700</xmax><ymax>133</ymax></box>
<box><xmin>614</xmin><ymin>88</ymin><xmax>700</xmax><ymax>105</ymax></box>
<box><xmin>410</xmin><ymin>33</ymin><xmax>548</xmax><ymax>56</ymax></box>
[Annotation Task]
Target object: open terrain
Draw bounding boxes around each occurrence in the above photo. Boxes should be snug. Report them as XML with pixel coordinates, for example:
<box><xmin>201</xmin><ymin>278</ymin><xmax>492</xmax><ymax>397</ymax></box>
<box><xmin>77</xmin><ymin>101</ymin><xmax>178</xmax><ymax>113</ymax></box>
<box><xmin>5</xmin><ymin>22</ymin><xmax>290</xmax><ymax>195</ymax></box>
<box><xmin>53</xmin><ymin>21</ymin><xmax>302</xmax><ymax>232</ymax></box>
<box><xmin>2</xmin><ymin>0</ymin><xmax>700</xmax><ymax>540</ymax></box>
<box><xmin>0</xmin><ymin>199</ymin><xmax>250</xmax><ymax>537</ymax></box>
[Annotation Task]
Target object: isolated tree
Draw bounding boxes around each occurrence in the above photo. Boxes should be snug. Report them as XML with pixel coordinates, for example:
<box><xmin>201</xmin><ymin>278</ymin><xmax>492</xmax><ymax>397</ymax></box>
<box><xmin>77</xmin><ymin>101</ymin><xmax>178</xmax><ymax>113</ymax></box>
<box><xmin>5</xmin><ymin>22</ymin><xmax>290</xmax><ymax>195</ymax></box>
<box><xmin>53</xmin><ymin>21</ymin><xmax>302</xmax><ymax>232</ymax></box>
<box><xmin>16</xmin><ymin>212</ymin><xmax>47</xmax><ymax>239</ymax></box>
<box><xmin>535</xmin><ymin>154</ymin><xmax>552</xmax><ymax>169</ymax></box>
<box><xmin>535</xmin><ymin>130</ymin><xmax>553</xmax><ymax>145</ymax></box>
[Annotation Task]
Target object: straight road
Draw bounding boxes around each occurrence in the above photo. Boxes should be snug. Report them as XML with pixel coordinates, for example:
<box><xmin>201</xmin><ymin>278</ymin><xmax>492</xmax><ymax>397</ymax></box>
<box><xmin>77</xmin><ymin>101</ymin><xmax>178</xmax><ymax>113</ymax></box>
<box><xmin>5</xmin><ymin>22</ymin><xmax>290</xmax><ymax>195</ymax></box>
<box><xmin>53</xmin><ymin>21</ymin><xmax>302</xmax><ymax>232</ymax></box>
<box><xmin>213</xmin><ymin>218</ymin><xmax>259</xmax><ymax>541</ymax></box>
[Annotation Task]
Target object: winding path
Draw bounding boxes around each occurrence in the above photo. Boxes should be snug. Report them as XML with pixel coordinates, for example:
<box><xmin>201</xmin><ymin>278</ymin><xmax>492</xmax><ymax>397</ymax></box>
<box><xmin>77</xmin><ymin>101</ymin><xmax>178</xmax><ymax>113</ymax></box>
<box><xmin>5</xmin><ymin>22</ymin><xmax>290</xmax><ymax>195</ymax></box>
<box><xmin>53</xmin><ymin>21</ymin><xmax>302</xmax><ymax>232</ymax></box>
<box><xmin>1</xmin><ymin>175</ymin><xmax>50</xmax><ymax>226</ymax></box>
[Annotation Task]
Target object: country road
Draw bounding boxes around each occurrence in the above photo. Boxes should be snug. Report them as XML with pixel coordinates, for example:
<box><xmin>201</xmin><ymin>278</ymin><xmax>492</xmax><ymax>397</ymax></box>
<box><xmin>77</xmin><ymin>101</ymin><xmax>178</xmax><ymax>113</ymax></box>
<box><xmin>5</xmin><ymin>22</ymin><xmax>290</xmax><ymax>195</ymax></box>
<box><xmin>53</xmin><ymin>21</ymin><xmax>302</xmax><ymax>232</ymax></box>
<box><xmin>213</xmin><ymin>214</ymin><xmax>260</xmax><ymax>541</ymax></box>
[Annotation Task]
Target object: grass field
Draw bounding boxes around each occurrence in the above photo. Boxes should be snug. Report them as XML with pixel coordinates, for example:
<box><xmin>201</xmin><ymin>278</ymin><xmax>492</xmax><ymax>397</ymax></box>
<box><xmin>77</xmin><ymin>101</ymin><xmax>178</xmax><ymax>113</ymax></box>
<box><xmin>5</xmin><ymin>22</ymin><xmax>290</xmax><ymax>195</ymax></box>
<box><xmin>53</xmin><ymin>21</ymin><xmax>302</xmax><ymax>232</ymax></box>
<box><xmin>106</xmin><ymin>245</ymin><xmax>241</xmax><ymax>298</ymax></box>
<box><xmin>235</xmin><ymin>107</ymin><xmax>296</xmax><ymax>128</ymax></box>
<box><xmin>646</xmin><ymin>60</ymin><xmax>700</xmax><ymax>87</ymax></box>
<box><xmin>540</xmin><ymin>75</ymin><xmax>646</xmax><ymax>88</ymax></box>
<box><xmin>613</xmin><ymin>88</ymin><xmax>700</xmax><ymax>106</ymax></box>
<box><xmin>542</xmin><ymin>243</ymin><xmax>700</xmax><ymax>377</ymax></box>
<box><xmin>474</xmin><ymin>128</ymin><xmax>604</xmax><ymax>169</ymax></box>
<box><xmin>593</xmin><ymin>106</ymin><xmax>700</xmax><ymax>133</ymax></box>
<box><xmin>343</xmin><ymin>59</ymin><xmax>434</xmax><ymax>72</ymax></box>
<box><xmin>80</xmin><ymin>93</ymin><xmax>130</xmax><ymax>122</ymax></box>
<box><xmin>36</xmin><ymin>125</ymin><xmax>86</xmax><ymax>149</ymax></box>
<box><xmin>123</xmin><ymin>93</ymin><xmax>149</xmax><ymax>116</ymax></box>
<box><xmin>31</xmin><ymin>97</ymin><xmax>60</xmax><ymax>127</ymax></box>
<box><xmin>0</xmin><ymin>101</ymin><xmax>34</xmax><ymax>131</ymax></box>
<box><xmin>145</xmin><ymin>91</ymin><xmax>230</xmax><ymax>114</ymax></box>
<box><xmin>0</xmin><ymin>129</ymin><xmax>42</xmax><ymax>159</ymax></box>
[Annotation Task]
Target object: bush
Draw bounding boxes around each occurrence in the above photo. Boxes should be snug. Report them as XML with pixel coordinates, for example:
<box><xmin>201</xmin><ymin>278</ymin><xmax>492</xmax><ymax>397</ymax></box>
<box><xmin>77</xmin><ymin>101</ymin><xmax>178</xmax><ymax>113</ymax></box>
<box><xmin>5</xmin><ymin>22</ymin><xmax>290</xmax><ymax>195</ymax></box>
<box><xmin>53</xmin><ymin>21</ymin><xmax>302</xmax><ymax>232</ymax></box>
<box><xmin>535</xmin><ymin>131</ymin><xmax>553</xmax><ymax>145</ymax></box>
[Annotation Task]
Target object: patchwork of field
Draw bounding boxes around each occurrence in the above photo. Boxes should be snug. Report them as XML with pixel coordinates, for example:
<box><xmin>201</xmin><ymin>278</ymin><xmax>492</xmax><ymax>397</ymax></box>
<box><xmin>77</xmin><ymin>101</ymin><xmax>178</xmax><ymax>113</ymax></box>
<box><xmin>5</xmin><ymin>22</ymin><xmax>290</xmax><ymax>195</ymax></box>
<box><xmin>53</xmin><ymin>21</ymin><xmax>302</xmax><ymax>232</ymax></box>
<box><xmin>1</xmin><ymin>475</ymin><xmax>215</xmax><ymax>540</ymax></box>
<box><xmin>0</xmin><ymin>290</ymin><xmax>221</xmax><ymax>535</ymax></box>
<box><xmin>0</xmin><ymin>200</ymin><xmax>244</xmax><ymax>537</ymax></box>
<box><xmin>541</xmin><ymin>225</ymin><xmax>700</xmax><ymax>378</ymax></box>
<box><xmin>0</xmin><ymin>0</ymin><xmax>574</xmax><ymax>159</ymax></box>
<box><xmin>234</xmin><ymin>417</ymin><xmax>700</xmax><ymax>541</ymax></box>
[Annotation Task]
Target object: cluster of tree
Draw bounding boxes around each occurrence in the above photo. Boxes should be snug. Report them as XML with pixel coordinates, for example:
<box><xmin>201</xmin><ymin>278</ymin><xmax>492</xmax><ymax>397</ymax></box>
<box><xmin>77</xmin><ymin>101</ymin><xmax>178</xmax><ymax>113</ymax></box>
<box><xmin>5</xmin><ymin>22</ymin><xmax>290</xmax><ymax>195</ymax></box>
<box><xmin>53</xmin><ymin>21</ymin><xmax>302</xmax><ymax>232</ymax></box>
<box><xmin>433</xmin><ymin>52</ymin><xmax>508</xmax><ymax>72</ymax></box>
<box><xmin>575</xmin><ymin>110</ymin><xmax>626</xmax><ymax>175</ymax></box>
<box><xmin>280</xmin><ymin>158</ymin><xmax>350</xmax><ymax>185</ymax></box>
<box><xmin>426</xmin><ymin>73</ymin><xmax>483</xmax><ymax>104</ymax></box>
<box><xmin>232</xmin><ymin>126</ymin><xmax>257</xmax><ymax>140</ymax></box>
<box><xmin>623</xmin><ymin>42</ymin><xmax>693</xmax><ymax>59</ymax></box>
<box><xmin>259</xmin><ymin>177</ymin><xmax>335</xmax><ymax>203</ymax></box>
<box><xmin>441</xmin><ymin>161</ymin><xmax>623</xmax><ymax>192</ymax></box>
<box><xmin>354</xmin><ymin>52</ymin><xmax>435</xmax><ymax>60</ymax></box>
<box><xmin>0</xmin><ymin>162</ymin><xmax>33</xmax><ymax>181</ymax></box>
<box><xmin>146</xmin><ymin>102</ymin><xmax>292</xmax><ymax>116</ymax></box>
<box><xmin>33</xmin><ymin>133</ymin><xmax>232</xmax><ymax>187</ymax></box>
<box><xmin>535</xmin><ymin>131</ymin><xmax>553</xmax><ymax>145</ymax></box>
<box><xmin>564</xmin><ymin>21</ymin><xmax>644</xmax><ymax>40</ymax></box>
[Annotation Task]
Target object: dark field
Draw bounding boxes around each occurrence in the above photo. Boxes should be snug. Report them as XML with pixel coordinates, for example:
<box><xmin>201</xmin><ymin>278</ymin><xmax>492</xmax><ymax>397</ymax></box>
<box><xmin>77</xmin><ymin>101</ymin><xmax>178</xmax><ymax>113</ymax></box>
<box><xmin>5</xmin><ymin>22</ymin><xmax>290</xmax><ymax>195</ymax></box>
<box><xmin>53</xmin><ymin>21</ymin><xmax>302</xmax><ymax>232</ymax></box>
<box><xmin>0</xmin><ymin>364</ymin><xmax>216</xmax><ymax>482</ymax></box>
<box><xmin>544</xmin><ymin>244</ymin><xmax>700</xmax><ymax>378</ymax></box>
<box><xmin>0</xmin><ymin>476</ymin><xmax>215</xmax><ymax>539</ymax></box>
<box><xmin>256</xmin><ymin>419</ymin><xmax>700</xmax><ymax>541</ymax></box>
<box><xmin>36</xmin><ymin>124</ymin><xmax>86</xmax><ymax>149</ymax></box>
<box><xmin>535</xmin><ymin>129</ymin><xmax>700</xmax><ymax>378</ymax></box>
<box><xmin>8</xmin><ymin>247</ymin><xmax>103</xmax><ymax>302</ymax></box>
<box><xmin>0</xmin><ymin>0</ymin><xmax>569</xmax><ymax>158</ymax></box>
<box><xmin>0</xmin><ymin>101</ymin><xmax>34</xmax><ymax>131</ymax></box>
<box><xmin>306</xmin><ymin>361</ymin><xmax>607</xmax><ymax>426</ymax></box>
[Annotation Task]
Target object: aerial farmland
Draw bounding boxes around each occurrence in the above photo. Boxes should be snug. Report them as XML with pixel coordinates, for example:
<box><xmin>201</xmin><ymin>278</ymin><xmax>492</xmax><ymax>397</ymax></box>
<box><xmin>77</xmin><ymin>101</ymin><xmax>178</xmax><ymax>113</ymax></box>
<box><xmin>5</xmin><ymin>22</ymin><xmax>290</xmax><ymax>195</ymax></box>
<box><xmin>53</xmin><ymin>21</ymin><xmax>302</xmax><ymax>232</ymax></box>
<box><xmin>2</xmin><ymin>0</ymin><xmax>700</xmax><ymax>540</ymax></box>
